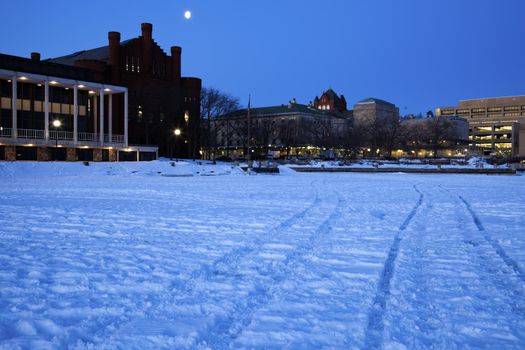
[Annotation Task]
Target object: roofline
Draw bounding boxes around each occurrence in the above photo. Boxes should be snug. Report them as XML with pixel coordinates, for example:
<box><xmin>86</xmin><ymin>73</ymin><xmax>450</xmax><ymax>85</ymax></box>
<box><xmin>459</xmin><ymin>94</ymin><xmax>525</xmax><ymax>102</ymax></box>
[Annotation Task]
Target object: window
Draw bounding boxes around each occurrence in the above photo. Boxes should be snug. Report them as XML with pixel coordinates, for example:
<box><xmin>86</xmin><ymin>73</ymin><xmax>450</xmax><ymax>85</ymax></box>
<box><xmin>475</xmin><ymin>126</ymin><xmax>492</xmax><ymax>132</ymax></box>
<box><xmin>456</xmin><ymin>109</ymin><xmax>469</xmax><ymax>114</ymax></box>
<box><xmin>487</xmin><ymin>107</ymin><xmax>502</xmax><ymax>112</ymax></box>
<box><xmin>184</xmin><ymin>111</ymin><xmax>190</xmax><ymax>124</ymax></box>
<box><xmin>504</xmin><ymin>106</ymin><xmax>519</xmax><ymax>111</ymax></box>
<box><xmin>471</xmin><ymin>108</ymin><xmax>485</xmax><ymax>113</ymax></box>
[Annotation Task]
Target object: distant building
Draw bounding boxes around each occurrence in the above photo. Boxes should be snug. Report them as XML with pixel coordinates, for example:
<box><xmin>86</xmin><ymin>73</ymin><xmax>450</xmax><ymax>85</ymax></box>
<box><xmin>313</xmin><ymin>88</ymin><xmax>348</xmax><ymax>112</ymax></box>
<box><xmin>351</xmin><ymin>98</ymin><xmax>400</xmax><ymax>156</ymax></box>
<box><xmin>353</xmin><ymin>97</ymin><xmax>400</xmax><ymax>124</ymax></box>
<box><xmin>399</xmin><ymin>115</ymin><xmax>469</xmax><ymax>157</ymax></box>
<box><xmin>436</xmin><ymin>95</ymin><xmax>525</xmax><ymax>157</ymax></box>
<box><xmin>206</xmin><ymin>100</ymin><xmax>350</xmax><ymax>159</ymax></box>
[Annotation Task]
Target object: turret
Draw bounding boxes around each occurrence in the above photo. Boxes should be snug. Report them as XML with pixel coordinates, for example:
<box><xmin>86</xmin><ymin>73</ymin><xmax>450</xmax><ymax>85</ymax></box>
<box><xmin>170</xmin><ymin>46</ymin><xmax>181</xmax><ymax>81</ymax></box>
<box><xmin>108</xmin><ymin>31</ymin><xmax>121</xmax><ymax>81</ymax></box>
<box><xmin>141</xmin><ymin>23</ymin><xmax>153</xmax><ymax>74</ymax></box>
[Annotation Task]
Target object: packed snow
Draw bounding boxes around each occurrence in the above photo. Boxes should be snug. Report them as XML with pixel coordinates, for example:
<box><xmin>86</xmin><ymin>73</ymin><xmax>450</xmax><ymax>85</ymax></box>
<box><xmin>0</xmin><ymin>160</ymin><xmax>524</xmax><ymax>349</ymax></box>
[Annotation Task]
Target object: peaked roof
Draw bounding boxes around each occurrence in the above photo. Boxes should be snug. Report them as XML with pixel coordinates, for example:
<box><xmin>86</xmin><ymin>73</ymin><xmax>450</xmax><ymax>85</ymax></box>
<box><xmin>356</xmin><ymin>97</ymin><xmax>395</xmax><ymax>107</ymax></box>
<box><xmin>321</xmin><ymin>88</ymin><xmax>342</xmax><ymax>103</ymax></box>
<box><xmin>46</xmin><ymin>39</ymin><xmax>133</xmax><ymax>66</ymax></box>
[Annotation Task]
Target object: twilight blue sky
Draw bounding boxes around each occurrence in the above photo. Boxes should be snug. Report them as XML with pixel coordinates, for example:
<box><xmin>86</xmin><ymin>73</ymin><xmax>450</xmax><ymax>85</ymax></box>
<box><xmin>1</xmin><ymin>0</ymin><xmax>524</xmax><ymax>114</ymax></box>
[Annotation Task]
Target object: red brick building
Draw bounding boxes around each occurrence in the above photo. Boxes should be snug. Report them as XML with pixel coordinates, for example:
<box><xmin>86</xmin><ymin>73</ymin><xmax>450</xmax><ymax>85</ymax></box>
<box><xmin>49</xmin><ymin>23</ymin><xmax>201</xmax><ymax>158</ymax></box>
<box><xmin>313</xmin><ymin>88</ymin><xmax>347</xmax><ymax>112</ymax></box>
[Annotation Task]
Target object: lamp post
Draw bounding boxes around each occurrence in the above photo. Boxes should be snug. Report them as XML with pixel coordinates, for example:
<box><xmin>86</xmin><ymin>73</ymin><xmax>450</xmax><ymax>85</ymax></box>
<box><xmin>173</xmin><ymin>128</ymin><xmax>181</xmax><ymax>158</ymax></box>
<box><xmin>52</xmin><ymin>119</ymin><xmax>61</xmax><ymax>148</ymax></box>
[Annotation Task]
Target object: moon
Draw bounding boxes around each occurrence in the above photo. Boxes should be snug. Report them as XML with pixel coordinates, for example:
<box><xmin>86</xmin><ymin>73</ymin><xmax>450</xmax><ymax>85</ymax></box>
<box><xmin>184</xmin><ymin>10</ymin><xmax>192</xmax><ymax>20</ymax></box>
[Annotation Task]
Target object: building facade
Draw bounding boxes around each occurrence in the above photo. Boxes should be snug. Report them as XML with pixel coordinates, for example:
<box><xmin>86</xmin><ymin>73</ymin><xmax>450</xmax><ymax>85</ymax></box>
<box><xmin>0</xmin><ymin>53</ymin><xmax>158</xmax><ymax>162</ymax></box>
<box><xmin>398</xmin><ymin>115</ymin><xmax>469</xmax><ymax>157</ymax></box>
<box><xmin>206</xmin><ymin>100</ymin><xmax>350</xmax><ymax>159</ymax></box>
<box><xmin>48</xmin><ymin>23</ymin><xmax>201</xmax><ymax>158</ymax></box>
<box><xmin>436</xmin><ymin>95</ymin><xmax>525</xmax><ymax>157</ymax></box>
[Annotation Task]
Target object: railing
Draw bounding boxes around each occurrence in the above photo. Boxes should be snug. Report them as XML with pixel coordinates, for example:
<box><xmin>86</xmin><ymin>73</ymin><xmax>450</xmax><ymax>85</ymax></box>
<box><xmin>78</xmin><ymin>132</ymin><xmax>97</xmax><ymax>142</ymax></box>
<box><xmin>49</xmin><ymin>130</ymin><xmax>74</xmax><ymax>141</ymax></box>
<box><xmin>1</xmin><ymin>128</ymin><xmax>126</xmax><ymax>145</ymax></box>
<box><xmin>0</xmin><ymin>127</ymin><xmax>12</xmax><ymax>137</ymax></box>
<box><xmin>18</xmin><ymin>128</ymin><xmax>45</xmax><ymax>139</ymax></box>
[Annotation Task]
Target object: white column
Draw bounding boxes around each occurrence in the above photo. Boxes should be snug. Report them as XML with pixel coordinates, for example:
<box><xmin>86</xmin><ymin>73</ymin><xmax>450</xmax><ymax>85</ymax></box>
<box><xmin>44</xmin><ymin>79</ymin><xmax>49</xmax><ymax>140</ymax></box>
<box><xmin>124</xmin><ymin>90</ymin><xmax>128</xmax><ymax>147</ymax></box>
<box><xmin>93</xmin><ymin>95</ymin><xmax>97</xmax><ymax>139</ymax></box>
<box><xmin>136</xmin><ymin>150</ymin><xmax>140</xmax><ymax>162</ymax></box>
<box><xmin>108</xmin><ymin>94</ymin><xmax>113</xmax><ymax>143</ymax></box>
<box><xmin>11</xmin><ymin>75</ymin><xmax>17</xmax><ymax>139</ymax></box>
<box><xmin>73</xmin><ymin>84</ymin><xmax>78</xmax><ymax>144</ymax></box>
<box><xmin>99</xmin><ymin>88</ymin><xmax>104</xmax><ymax>145</ymax></box>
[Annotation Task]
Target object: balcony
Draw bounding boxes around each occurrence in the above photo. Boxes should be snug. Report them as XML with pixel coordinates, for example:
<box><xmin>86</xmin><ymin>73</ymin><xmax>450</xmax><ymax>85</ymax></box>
<box><xmin>0</xmin><ymin>127</ymin><xmax>126</xmax><ymax>148</ymax></box>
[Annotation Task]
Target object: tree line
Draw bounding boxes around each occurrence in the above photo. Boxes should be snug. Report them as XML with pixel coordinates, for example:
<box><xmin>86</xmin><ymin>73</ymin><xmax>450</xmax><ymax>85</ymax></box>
<box><xmin>200</xmin><ymin>88</ymin><xmax>465</xmax><ymax>159</ymax></box>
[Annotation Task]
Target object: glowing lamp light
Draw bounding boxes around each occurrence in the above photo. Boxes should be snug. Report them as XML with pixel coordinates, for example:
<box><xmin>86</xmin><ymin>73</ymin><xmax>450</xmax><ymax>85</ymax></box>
<box><xmin>50</xmin><ymin>80</ymin><xmax>58</xmax><ymax>85</ymax></box>
<box><xmin>78</xmin><ymin>84</ymin><xmax>86</xmax><ymax>88</ymax></box>
<box><xmin>88</xmin><ymin>90</ymin><xmax>95</xmax><ymax>94</ymax></box>
<box><xmin>184</xmin><ymin>10</ymin><xmax>192</xmax><ymax>19</ymax></box>
<box><xmin>104</xmin><ymin>88</ymin><xmax>111</xmax><ymax>92</ymax></box>
<box><xmin>52</xmin><ymin>120</ymin><xmax>61</xmax><ymax>128</ymax></box>
<box><xmin>174</xmin><ymin>128</ymin><xmax>181</xmax><ymax>136</ymax></box>
<box><xmin>19</xmin><ymin>76</ymin><xmax>28</xmax><ymax>81</ymax></box>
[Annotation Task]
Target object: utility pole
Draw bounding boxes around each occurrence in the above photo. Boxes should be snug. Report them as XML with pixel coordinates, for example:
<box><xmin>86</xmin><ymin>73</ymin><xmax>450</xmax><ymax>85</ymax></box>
<box><xmin>247</xmin><ymin>94</ymin><xmax>252</xmax><ymax>168</ymax></box>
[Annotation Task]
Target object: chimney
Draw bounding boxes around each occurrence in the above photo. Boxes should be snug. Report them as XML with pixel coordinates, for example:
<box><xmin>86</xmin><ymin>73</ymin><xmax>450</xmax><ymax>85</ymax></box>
<box><xmin>108</xmin><ymin>31</ymin><xmax>121</xmax><ymax>81</ymax></box>
<box><xmin>30</xmin><ymin>52</ymin><xmax>40</xmax><ymax>61</ymax></box>
<box><xmin>141</xmin><ymin>23</ymin><xmax>153</xmax><ymax>73</ymax></box>
<box><xmin>170</xmin><ymin>46</ymin><xmax>181</xmax><ymax>81</ymax></box>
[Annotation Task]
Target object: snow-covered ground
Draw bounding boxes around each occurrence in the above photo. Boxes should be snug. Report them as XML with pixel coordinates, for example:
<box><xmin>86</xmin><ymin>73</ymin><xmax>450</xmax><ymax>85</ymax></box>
<box><xmin>0</xmin><ymin>161</ymin><xmax>524</xmax><ymax>349</ymax></box>
<box><xmin>285</xmin><ymin>157</ymin><xmax>505</xmax><ymax>170</ymax></box>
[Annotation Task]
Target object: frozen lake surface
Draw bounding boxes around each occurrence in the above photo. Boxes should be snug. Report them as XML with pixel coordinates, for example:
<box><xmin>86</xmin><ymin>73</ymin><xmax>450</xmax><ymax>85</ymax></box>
<box><xmin>0</xmin><ymin>161</ymin><xmax>524</xmax><ymax>349</ymax></box>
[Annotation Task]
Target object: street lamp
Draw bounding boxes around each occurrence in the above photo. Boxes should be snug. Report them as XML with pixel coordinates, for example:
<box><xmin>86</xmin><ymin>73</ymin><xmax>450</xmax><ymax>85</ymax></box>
<box><xmin>52</xmin><ymin>119</ymin><xmax>61</xmax><ymax>148</ymax></box>
<box><xmin>174</xmin><ymin>128</ymin><xmax>181</xmax><ymax>136</ymax></box>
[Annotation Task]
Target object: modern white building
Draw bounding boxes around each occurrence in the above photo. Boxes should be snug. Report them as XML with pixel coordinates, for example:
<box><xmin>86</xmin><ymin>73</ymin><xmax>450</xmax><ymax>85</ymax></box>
<box><xmin>0</xmin><ymin>53</ymin><xmax>157</xmax><ymax>161</ymax></box>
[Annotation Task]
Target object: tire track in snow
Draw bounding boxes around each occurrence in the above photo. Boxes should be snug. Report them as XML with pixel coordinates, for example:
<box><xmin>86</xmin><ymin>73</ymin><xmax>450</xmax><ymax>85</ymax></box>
<box><xmin>383</xmin><ymin>185</ymin><xmax>525</xmax><ymax>348</ymax></box>
<box><xmin>437</xmin><ymin>185</ymin><xmax>525</xmax><ymax>344</ymax></box>
<box><xmin>363</xmin><ymin>184</ymin><xmax>424</xmax><ymax>350</ymax></box>
<box><xmin>92</xmin><ymin>180</ymin><xmax>323</xmax><ymax>344</ymax></box>
<box><xmin>458</xmin><ymin>195</ymin><xmax>525</xmax><ymax>284</ymax></box>
<box><xmin>174</xmin><ymin>180</ymin><xmax>323</xmax><ymax>294</ymax></box>
<box><xmin>197</xmin><ymin>191</ymin><xmax>345</xmax><ymax>349</ymax></box>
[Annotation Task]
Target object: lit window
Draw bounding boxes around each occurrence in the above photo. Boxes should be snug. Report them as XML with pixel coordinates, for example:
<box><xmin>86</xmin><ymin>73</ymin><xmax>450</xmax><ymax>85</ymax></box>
<box><xmin>184</xmin><ymin>111</ymin><xmax>190</xmax><ymax>123</ymax></box>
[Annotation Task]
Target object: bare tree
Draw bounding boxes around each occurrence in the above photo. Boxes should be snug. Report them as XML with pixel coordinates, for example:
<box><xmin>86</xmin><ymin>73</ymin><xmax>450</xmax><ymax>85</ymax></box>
<box><xmin>200</xmin><ymin>87</ymin><xmax>240</xmax><ymax>159</ymax></box>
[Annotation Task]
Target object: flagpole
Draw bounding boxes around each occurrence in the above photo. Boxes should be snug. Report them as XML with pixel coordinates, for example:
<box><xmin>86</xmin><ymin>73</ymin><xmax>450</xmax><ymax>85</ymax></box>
<box><xmin>247</xmin><ymin>94</ymin><xmax>252</xmax><ymax>168</ymax></box>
